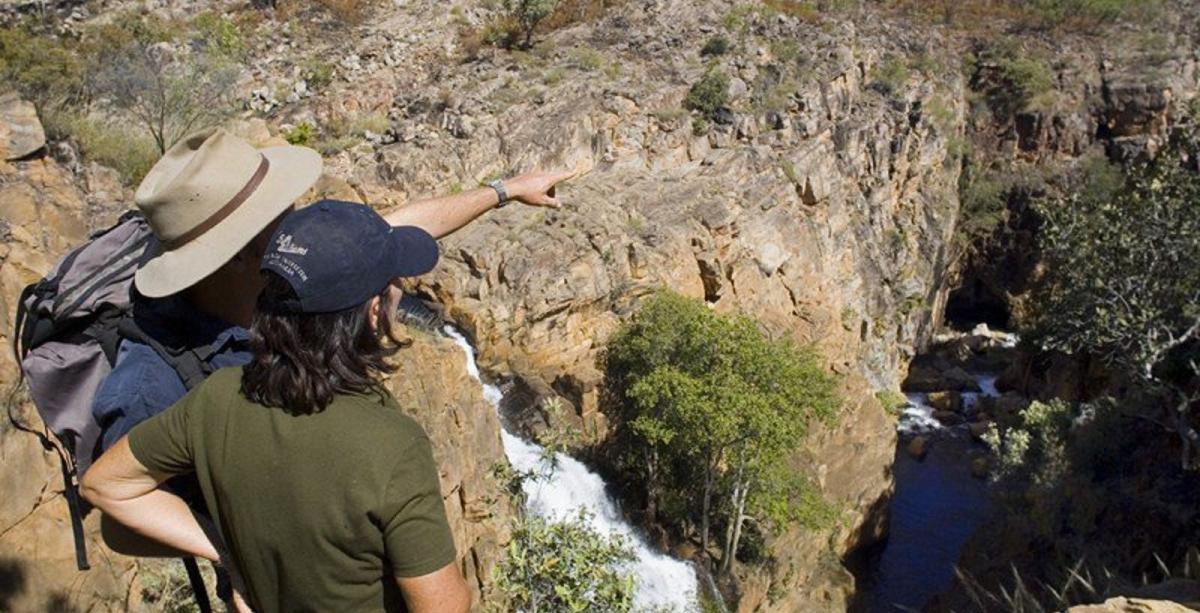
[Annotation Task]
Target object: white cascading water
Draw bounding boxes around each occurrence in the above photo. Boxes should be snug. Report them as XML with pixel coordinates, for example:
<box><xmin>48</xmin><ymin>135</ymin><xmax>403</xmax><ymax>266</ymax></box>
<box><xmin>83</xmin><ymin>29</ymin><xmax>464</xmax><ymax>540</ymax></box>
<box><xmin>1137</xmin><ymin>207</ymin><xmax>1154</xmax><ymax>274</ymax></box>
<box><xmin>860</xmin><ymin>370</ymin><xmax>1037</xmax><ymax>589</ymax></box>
<box><xmin>443</xmin><ymin>327</ymin><xmax>700</xmax><ymax>612</ymax></box>
<box><xmin>898</xmin><ymin>374</ymin><xmax>1002</xmax><ymax>435</ymax></box>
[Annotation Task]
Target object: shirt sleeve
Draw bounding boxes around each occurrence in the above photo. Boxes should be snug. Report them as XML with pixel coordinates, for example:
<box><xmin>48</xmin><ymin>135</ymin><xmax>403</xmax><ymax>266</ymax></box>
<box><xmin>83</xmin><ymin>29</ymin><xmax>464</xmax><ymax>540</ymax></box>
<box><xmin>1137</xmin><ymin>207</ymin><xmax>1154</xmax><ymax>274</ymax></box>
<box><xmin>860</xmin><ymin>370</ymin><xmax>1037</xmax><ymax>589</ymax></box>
<box><xmin>126</xmin><ymin>382</ymin><xmax>201</xmax><ymax>476</ymax></box>
<box><xmin>379</xmin><ymin>430</ymin><xmax>458</xmax><ymax>578</ymax></box>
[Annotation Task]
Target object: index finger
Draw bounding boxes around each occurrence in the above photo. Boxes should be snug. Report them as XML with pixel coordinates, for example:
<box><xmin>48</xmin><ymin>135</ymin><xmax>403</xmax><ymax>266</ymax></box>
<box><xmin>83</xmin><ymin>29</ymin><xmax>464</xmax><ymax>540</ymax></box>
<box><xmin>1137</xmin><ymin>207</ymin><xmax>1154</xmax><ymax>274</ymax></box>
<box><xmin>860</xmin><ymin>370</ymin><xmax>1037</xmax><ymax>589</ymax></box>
<box><xmin>553</xmin><ymin>167</ymin><xmax>583</xmax><ymax>183</ymax></box>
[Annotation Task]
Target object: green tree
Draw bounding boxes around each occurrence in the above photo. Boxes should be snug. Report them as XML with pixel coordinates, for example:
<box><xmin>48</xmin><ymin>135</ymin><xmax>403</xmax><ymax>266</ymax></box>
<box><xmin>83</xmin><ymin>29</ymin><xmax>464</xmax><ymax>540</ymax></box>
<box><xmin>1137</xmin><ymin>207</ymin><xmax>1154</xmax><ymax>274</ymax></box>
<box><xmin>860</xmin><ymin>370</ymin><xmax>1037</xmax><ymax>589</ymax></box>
<box><xmin>503</xmin><ymin>0</ymin><xmax>559</xmax><ymax>48</ymax></box>
<box><xmin>92</xmin><ymin>38</ymin><xmax>238</xmax><ymax>154</ymax></box>
<box><xmin>494</xmin><ymin>511</ymin><xmax>636</xmax><ymax>613</ymax></box>
<box><xmin>606</xmin><ymin>291</ymin><xmax>838</xmax><ymax>573</ymax></box>
<box><xmin>1030</xmin><ymin>152</ymin><xmax>1200</xmax><ymax>469</ymax></box>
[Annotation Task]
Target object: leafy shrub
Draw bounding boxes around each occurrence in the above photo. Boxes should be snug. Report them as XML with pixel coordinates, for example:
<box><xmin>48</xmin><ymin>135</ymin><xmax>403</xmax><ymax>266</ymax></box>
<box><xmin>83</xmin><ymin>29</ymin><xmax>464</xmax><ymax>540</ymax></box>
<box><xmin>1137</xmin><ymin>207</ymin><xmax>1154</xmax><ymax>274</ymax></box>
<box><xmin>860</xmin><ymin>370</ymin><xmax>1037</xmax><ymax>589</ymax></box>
<box><xmin>0</xmin><ymin>12</ymin><xmax>240</xmax><ymax>183</ymax></box>
<box><xmin>684</xmin><ymin>69</ymin><xmax>730</xmax><ymax>119</ymax></box>
<box><xmin>700</xmin><ymin>36</ymin><xmax>729</xmax><ymax>57</ymax></box>
<box><xmin>973</xmin><ymin>41</ymin><xmax>1056</xmax><ymax>116</ymax></box>
<box><xmin>0</xmin><ymin>23</ymin><xmax>86</xmax><ymax>108</ymax></box>
<box><xmin>299</xmin><ymin>57</ymin><xmax>335</xmax><ymax>90</ymax></box>
<box><xmin>283</xmin><ymin>122</ymin><xmax>316</xmax><ymax>146</ymax></box>
<box><xmin>1030</xmin><ymin>152</ymin><xmax>1200</xmax><ymax>468</ymax></box>
<box><xmin>192</xmin><ymin>11</ymin><xmax>248</xmax><ymax>60</ymax></box>
<box><xmin>955</xmin><ymin>163</ymin><xmax>1013</xmax><ymax>250</ymax></box>
<box><xmin>875</xmin><ymin>390</ymin><xmax>909</xmax><ymax>416</ymax></box>
<box><xmin>924</xmin><ymin>96</ymin><xmax>957</xmax><ymax>130</ymax></box>
<box><xmin>870</xmin><ymin>55</ymin><xmax>910</xmax><ymax>96</ymax></box>
<box><xmin>606</xmin><ymin>291</ymin><xmax>838</xmax><ymax>574</ymax></box>
<box><xmin>982</xmin><ymin>400</ymin><xmax>1072</xmax><ymax>487</ymax></box>
<box><xmin>494</xmin><ymin>511</ymin><xmax>636</xmax><ymax>613</ymax></box>
<box><xmin>93</xmin><ymin>44</ymin><xmax>238</xmax><ymax>154</ymax></box>
<box><xmin>504</xmin><ymin>0</ymin><xmax>559</xmax><ymax>48</ymax></box>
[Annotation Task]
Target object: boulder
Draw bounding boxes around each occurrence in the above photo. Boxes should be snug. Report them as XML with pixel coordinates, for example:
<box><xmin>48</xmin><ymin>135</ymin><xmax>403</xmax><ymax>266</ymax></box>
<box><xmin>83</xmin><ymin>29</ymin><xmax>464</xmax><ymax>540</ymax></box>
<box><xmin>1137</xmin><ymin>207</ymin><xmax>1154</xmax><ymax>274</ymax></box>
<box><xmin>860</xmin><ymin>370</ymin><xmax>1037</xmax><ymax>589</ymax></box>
<box><xmin>994</xmin><ymin>392</ymin><xmax>1029</xmax><ymax>419</ymax></box>
<box><xmin>970</xmin><ymin>457</ymin><xmax>990</xmax><ymax>479</ymax></box>
<box><xmin>994</xmin><ymin>360</ymin><xmax>1025</xmax><ymax>393</ymax></box>
<box><xmin>943</xmin><ymin>367</ymin><xmax>982</xmax><ymax>392</ymax></box>
<box><xmin>0</xmin><ymin>92</ymin><xmax>46</xmax><ymax>160</ymax></box>
<box><xmin>906</xmin><ymin>435</ymin><xmax>929</xmax><ymax>460</ymax></box>
<box><xmin>968</xmin><ymin>421</ymin><xmax>992</xmax><ymax>441</ymax></box>
<box><xmin>973</xmin><ymin>396</ymin><xmax>996</xmax><ymax>415</ymax></box>
<box><xmin>904</xmin><ymin>365</ymin><xmax>981</xmax><ymax>392</ymax></box>
<box><xmin>926</xmin><ymin>391</ymin><xmax>962</xmax><ymax>413</ymax></box>
<box><xmin>933</xmin><ymin>410</ymin><xmax>965</xmax><ymax>426</ymax></box>
<box><xmin>1067</xmin><ymin>597</ymin><xmax>1199</xmax><ymax>613</ymax></box>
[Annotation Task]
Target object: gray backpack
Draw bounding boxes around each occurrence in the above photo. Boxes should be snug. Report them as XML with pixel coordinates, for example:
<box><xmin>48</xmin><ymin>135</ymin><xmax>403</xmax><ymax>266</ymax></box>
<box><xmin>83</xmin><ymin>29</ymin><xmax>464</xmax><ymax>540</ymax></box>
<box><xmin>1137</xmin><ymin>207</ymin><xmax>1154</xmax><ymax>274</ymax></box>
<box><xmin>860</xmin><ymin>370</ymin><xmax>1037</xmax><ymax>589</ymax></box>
<box><xmin>11</xmin><ymin>211</ymin><xmax>155</xmax><ymax>570</ymax></box>
<box><xmin>12</xmin><ymin>212</ymin><xmax>220</xmax><ymax>611</ymax></box>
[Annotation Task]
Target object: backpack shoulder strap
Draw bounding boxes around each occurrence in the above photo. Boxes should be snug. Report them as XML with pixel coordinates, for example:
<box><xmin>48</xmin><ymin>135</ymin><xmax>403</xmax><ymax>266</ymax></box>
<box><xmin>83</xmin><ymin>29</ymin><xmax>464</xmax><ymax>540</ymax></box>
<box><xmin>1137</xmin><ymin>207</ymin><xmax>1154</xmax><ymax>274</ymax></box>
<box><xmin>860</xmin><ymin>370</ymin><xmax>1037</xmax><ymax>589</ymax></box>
<box><xmin>115</xmin><ymin>317</ymin><xmax>213</xmax><ymax>391</ymax></box>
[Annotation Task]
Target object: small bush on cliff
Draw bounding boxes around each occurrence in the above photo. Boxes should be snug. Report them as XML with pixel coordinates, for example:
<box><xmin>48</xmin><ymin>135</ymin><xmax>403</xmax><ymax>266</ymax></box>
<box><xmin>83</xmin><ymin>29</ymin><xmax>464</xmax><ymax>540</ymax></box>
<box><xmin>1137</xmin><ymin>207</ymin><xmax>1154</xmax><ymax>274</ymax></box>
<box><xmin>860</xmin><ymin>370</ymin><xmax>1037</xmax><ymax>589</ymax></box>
<box><xmin>138</xmin><ymin>558</ymin><xmax>220</xmax><ymax>613</ymax></box>
<box><xmin>494</xmin><ymin>511</ymin><xmax>636</xmax><ymax>613</ymax></box>
<box><xmin>684</xmin><ymin>69</ymin><xmax>730</xmax><ymax>119</ymax></box>
<box><xmin>504</xmin><ymin>0</ymin><xmax>560</xmax><ymax>48</ymax></box>
<box><xmin>1028</xmin><ymin>0</ymin><xmax>1140</xmax><ymax>26</ymax></box>
<box><xmin>606</xmin><ymin>291</ymin><xmax>838</xmax><ymax>574</ymax></box>
<box><xmin>870</xmin><ymin>55</ymin><xmax>911</xmax><ymax>97</ymax></box>
<box><xmin>971</xmin><ymin>40</ymin><xmax>1056</xmax><ymax>117</ymax></box>
<box><xmin>0</xmin><ymin>23</ymin><xmax>86</xmax><ymax>109</ymax></box>
<box><xmin>700</xmin><ymin>36</ymin><xmax>729</xmax><ymax>57</ymax></box>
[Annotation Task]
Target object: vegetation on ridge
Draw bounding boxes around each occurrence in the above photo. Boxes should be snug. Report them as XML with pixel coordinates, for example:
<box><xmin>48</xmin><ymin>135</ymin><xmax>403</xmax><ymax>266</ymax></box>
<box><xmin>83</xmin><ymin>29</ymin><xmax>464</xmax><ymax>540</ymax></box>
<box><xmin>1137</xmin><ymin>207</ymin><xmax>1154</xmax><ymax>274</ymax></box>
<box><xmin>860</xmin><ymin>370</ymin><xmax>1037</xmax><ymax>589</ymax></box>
<box><xmin>494</xmin><ymin>512</ymin><xmax>637</xmax><ymax>613</ymax></box>
<box><xmin>606</xmin><ymin>291</ymin><xmax>839</xmax><ymax>575</ymax></box>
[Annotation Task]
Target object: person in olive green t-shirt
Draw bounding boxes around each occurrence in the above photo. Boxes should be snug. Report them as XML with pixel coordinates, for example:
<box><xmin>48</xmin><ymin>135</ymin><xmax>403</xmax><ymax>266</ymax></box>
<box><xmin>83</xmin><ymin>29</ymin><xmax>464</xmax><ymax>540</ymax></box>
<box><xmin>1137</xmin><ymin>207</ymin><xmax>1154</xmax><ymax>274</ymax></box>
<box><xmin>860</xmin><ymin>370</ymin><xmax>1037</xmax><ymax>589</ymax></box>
<box><xmin>125</xmin><ymin>366</ymin><xmax>456</xmax><ymax>612</ymax></box>
<box><xmin>82</xmin><ymin>201</ymin><xmax>469</xmax><ymax>613</ymax></box>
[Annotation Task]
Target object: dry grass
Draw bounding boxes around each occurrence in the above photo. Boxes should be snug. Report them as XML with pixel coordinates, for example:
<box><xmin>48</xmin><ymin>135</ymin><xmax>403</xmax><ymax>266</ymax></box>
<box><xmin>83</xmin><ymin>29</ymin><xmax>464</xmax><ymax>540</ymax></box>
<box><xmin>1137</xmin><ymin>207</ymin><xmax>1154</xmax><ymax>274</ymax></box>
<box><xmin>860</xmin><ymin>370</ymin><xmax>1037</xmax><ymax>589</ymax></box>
<box><xmin>879</xmin><ymin>0</ymin><xmax>1159</xmax><ymax>33</ymax></box>
<box><xmin>458</xmin><ymin>0</ymin><xmax>630</xmax><ymax>59</ymax></box>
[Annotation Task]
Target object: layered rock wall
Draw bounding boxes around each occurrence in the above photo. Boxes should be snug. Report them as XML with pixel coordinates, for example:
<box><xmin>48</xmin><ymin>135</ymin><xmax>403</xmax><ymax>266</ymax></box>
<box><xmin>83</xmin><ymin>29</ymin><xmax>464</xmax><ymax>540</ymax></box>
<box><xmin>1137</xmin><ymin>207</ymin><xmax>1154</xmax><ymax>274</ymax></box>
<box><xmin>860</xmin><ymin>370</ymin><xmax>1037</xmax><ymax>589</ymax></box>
<box><xmin>3</xmin><ymin>0</ymin><xmax>996</xmax><ymax>609</ymax></box>
<box><xmin>307</xmin><ymin>2</ymin><xmax>969</xmax><ymax>608</ymax></box>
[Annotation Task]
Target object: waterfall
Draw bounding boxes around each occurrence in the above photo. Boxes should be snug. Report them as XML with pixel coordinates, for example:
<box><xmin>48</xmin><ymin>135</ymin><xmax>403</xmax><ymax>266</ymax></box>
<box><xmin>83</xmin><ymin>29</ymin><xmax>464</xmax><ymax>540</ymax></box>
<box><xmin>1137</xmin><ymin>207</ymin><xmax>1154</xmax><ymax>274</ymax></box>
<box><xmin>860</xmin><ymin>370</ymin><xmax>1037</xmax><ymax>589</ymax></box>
<box><xmin>443</xmin><ymin>327</ymin><xmax>700</xmax><ymax>612</ymax></box>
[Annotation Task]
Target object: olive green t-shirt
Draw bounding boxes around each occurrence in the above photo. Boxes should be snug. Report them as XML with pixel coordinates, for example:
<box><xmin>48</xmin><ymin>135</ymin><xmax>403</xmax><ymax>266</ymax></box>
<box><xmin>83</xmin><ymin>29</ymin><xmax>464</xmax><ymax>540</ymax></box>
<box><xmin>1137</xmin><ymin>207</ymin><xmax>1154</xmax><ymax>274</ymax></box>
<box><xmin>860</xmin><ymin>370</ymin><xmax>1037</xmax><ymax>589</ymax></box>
<box><xmin>128</xmin><ymin>367</ymin><xmax>457</xmax><ymax>613</ymax></box>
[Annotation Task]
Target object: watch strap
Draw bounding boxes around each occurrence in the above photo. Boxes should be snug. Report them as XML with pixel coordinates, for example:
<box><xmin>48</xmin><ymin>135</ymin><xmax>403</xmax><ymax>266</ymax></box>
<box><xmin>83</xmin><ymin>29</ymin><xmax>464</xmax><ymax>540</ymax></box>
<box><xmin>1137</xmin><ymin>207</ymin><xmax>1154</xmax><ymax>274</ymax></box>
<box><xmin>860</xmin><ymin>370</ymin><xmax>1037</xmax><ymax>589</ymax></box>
<box><xmin>488</xmin><ymin>179</ymin><xmax>509</xmax><ymax>208</ymax></box>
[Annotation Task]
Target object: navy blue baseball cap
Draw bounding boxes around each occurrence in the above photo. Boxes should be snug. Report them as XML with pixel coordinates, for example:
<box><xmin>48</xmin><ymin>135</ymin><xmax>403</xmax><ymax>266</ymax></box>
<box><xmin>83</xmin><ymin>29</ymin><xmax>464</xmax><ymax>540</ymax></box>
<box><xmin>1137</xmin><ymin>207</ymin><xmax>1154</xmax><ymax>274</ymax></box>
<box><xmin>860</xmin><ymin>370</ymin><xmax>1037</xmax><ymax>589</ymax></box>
<box><xmin>261</xmin><ymin>199</ymin><xmax>439</xmax><ymax>313</ymax></box>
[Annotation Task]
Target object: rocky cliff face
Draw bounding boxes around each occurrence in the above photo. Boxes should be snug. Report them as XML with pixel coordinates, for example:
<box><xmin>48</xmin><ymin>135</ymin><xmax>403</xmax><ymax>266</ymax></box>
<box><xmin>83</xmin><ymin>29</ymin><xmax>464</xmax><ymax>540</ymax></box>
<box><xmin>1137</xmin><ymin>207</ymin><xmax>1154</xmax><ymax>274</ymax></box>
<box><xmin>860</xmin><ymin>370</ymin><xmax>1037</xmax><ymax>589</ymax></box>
<box><xmin>0</xmin><ymin>114</ymin><xmax>514</xmax><ymax>610</ymax></box>
<box><xmin>947</xmin><ymin>18</ymin><xmax>1200</xmax><ymax>329</ymax></box>
<box><xmin>300</xmin><ymin>2</ymin><xmax>967</xmax><ymax>608</ymax></box>
<box><xmin>1</xmin><ymin>0</ymin><xmax>973</xmax><ymax>609</ymax></box>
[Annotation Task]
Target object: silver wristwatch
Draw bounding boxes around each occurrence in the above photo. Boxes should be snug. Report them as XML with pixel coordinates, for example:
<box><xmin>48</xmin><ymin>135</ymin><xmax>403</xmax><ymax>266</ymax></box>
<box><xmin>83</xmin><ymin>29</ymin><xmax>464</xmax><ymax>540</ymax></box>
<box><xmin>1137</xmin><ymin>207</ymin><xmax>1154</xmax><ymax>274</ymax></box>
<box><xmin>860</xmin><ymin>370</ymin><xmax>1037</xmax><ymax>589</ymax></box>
<box><xmin>487</xmin><ymin>179</ymin><xmax>509</xmax><ymax>208</ymax></box>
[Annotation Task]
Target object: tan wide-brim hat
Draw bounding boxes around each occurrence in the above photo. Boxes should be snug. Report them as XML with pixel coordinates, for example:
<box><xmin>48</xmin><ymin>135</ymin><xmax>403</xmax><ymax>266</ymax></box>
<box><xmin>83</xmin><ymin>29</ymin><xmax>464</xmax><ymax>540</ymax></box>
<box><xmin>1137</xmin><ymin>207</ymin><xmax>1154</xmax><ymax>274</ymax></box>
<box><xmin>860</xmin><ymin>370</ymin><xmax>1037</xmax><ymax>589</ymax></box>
<box><xmin>133</xmin><ymin>129</ymin><xmax>322</xmax><ymax>298</ymax></box>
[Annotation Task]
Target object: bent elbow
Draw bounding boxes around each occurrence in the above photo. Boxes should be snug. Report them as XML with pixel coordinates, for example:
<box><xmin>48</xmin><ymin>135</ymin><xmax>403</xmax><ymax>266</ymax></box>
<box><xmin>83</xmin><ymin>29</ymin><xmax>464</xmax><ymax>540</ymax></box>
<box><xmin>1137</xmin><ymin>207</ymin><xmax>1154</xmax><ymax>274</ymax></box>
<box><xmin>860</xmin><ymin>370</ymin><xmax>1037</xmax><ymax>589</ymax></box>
<box><xmin>78</xmin><ymin>472</ymin><xmax>100</xmax><ymax>506</ymax></box>
<box><xmin>78</xmin><ymin>470</ymin><xmax>115</xmax><ymax>511</ymax></box>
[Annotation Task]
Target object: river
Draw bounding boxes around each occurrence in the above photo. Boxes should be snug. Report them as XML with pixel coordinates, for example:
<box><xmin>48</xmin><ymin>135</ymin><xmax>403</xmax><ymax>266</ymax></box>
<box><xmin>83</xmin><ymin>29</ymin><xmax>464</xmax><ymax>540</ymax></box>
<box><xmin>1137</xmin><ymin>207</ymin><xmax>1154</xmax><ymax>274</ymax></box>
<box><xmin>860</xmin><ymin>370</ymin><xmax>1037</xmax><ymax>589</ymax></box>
<box><xmin>443</xmin><ymin>327</ymin><xmax>701</xmax><ymax>612</ymax></box>
<box><xmin>867</xmin><ymin>371</ymin><xmax>1002</xmax><ymax>612</ymax></box>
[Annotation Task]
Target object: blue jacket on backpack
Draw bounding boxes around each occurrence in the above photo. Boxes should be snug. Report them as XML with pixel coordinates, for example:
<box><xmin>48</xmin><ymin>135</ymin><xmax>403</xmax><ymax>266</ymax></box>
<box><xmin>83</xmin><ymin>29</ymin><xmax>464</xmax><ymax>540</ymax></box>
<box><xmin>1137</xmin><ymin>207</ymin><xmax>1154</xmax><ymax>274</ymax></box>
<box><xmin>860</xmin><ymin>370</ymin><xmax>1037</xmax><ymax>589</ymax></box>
<box><xmin>92</xmin><ymin>295</ymin><xmax>250</xmax><ymax>461</ymax></box>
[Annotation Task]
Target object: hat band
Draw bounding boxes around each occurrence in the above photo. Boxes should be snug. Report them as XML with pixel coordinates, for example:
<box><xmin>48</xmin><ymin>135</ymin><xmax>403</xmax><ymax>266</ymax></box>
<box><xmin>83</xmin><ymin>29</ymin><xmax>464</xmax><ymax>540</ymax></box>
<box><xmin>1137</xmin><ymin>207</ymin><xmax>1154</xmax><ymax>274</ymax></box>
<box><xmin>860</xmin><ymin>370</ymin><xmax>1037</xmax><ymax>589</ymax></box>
<box><xmin>163</xmin><ymin>155</ymin><xmax>272</xmax><ymax>250</ymax></box>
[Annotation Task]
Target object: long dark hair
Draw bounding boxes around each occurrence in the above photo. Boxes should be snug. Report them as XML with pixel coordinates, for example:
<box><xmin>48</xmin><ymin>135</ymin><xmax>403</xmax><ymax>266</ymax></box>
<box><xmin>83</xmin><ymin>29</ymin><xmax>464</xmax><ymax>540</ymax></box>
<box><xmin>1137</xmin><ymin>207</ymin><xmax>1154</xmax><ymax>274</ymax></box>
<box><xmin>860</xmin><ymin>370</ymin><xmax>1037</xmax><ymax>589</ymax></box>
<box><xmin>241</xmin><ymin>273</ymin><xmax>403</xmax><ymax>414</ymax></box>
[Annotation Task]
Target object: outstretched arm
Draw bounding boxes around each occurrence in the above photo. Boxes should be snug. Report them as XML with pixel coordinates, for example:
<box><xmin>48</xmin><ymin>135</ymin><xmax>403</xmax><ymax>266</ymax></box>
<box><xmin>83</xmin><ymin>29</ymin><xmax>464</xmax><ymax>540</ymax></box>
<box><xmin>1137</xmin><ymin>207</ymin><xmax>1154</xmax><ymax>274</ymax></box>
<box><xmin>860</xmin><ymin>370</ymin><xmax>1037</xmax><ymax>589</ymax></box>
<box><xmin>384</xmin><ymin>169</ymin><xmax>578</xmax><ymax>239</ymax></box>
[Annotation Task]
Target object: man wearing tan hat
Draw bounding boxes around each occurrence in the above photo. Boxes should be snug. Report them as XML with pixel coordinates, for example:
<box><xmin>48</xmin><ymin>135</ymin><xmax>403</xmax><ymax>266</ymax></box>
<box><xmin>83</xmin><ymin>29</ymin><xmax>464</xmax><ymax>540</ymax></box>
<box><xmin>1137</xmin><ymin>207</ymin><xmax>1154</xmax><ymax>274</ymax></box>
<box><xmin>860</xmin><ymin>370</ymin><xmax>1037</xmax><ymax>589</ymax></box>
<box><xmin>89</xmin><ymin>129</ymin><xmax>573</xmax><ymax>559</ymax></box>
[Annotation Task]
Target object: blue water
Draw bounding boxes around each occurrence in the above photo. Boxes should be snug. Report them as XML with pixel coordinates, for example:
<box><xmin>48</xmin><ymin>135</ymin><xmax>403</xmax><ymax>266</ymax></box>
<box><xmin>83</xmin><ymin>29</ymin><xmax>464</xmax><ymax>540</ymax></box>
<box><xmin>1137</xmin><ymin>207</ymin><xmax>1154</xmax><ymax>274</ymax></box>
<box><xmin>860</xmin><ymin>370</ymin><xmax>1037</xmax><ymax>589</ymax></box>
<box><xmin>869</xmin><ymin>433</ymin><xmax>992</xmax><ymax>612</ymax></box>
